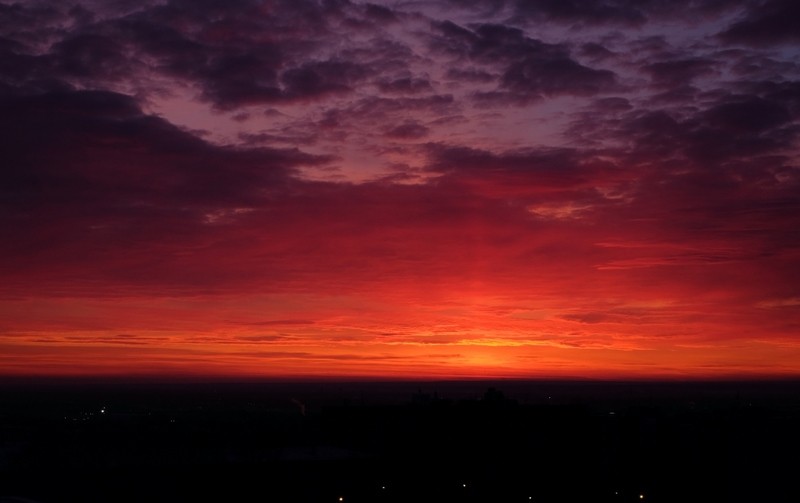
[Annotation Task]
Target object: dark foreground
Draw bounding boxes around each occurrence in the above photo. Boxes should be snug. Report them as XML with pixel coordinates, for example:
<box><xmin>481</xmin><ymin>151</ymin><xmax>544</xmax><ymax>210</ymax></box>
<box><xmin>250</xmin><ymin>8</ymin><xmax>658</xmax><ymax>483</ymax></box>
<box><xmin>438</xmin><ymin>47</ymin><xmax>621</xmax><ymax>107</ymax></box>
<box><xmin>0</xmin><ymin>379</ymin><xmax>798</xmax><ymax>502</ymax></box>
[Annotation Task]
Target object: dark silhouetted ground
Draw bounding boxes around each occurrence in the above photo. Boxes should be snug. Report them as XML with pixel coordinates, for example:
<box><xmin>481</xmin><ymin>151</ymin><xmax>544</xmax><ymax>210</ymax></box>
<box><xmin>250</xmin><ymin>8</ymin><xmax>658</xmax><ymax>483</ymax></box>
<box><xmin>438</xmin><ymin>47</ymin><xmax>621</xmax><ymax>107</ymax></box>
<box><xmin>0</xmin><ymin>379</ymin><xmax>798</xmax><ymax>502</ymax></box>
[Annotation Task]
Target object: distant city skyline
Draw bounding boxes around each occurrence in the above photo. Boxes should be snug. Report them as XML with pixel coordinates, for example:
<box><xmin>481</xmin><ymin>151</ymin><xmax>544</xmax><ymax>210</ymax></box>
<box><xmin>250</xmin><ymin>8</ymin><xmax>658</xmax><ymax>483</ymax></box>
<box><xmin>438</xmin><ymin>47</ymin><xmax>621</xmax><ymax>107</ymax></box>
<box><xmin>1</xmin><ymin>0</ymin><xmax>799</xmax><ymax>379</ymax></box>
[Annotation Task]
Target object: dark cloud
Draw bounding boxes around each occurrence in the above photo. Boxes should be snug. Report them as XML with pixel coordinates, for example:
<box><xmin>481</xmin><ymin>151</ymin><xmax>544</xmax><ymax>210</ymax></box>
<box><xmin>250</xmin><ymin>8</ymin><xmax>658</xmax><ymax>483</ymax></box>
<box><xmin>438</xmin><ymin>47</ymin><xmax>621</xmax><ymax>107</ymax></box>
<box><xmin>364</xmin><ymin>3</ymin><xmax>398</xmax><ymax>23</ymax></box>
<box><xmin>692</xmin><ymin>96</ymin><xmax>795</xmax><ymax>162</ymax></box>
<box><xmin>444</xmin><ymin>67</ymin><xmax>496</xmax><ymax>83</ymax></box>
<box><xmin>0</xmin><ymin>0</ymin><xmax>408</xmax><ymax>109</ymax></box>
<box><xmin>443</xmin><ymin>0</ymin><xmax>508</xmax><ymax>17</ymax></box>
<box><xmin>385</xmin><ymin>121</ymin><xmax>430</xmax><ymax>139</ymax></box>
<box><xmin>566</xmin><ymin>97</ymin><xmax>633</xmax><ymax>146</ymax></box>
<box><xmin>749</xmin><ymin>80</ymin><xmax>800</xmax><ymax>118</ymax></box>
<box><xmin>0</xmin><ymin>2</ymin><xmax>63</xmax><ymax>38</ymax></box>
<box><xmin>729</xmin><ymin>52</ymin><xmax>799</xmax><ymax>79</ymax></box>
<box><xmin>346</xmin><ymin>94</ymin><xmax>456</xmax><ymax>118</ymax></box>
<box><xmin>0</xmin><ymin>88</ymin><xmax>333</xmax><ymax>295</ymax></box>
<box><xmin>110</xmin><ymin>0</ymin><xmax>401</xmax><ymax>108</ymax></box>
<box><xmin>0</xmin><ymin>38</ymin><xmax>42</xmax><ymax>88</ymax></box>
<box><xmin>425</xmin><ymin>144</ymin><xmax>613</xmax><ymax>198</ymax></box>
<box><xmin>447</xmin><ymin>0</ymin><xmax>740</xmax><ymax>27</ymax></box>
<box><xmin>511</xmin><ymin>0</ymin><xmax>647</xmax><ymax>26</ymax></box>
<box><xmin>431</xmin><ymin>22</ymin><xmax>542</xmax><ymax>63</ymax></box>
<box><xmin>377</xmin><ymin>76</ymin><xmax>433</xmax><ymax>94</ymax></box>
<box><xmin>119</xmin><ymin>3</ymin><xmax>376</xmax><ymax>109</ymax></box>
<box><xmin>280</xmin><ymin>59</ymin><xmax>371</xmax><ymax>101</ymax></box>
<box><xmin>613</xmin><ymin>109</ymin><xmax>787</xmax><ymax>169</ymax></box>
<box><xmin>563</xmin><ymin>71</ymin><xmax>799</xmax><ymax>173</ymax></box>
<box><xmin>702</xmin><ymin>96</ymin><xmax>792</xmax><ymax>133</ymax></box>
<box><xmin>189</xmin><ymin>51</ymin><xmax>284</xmax><ymax>108</ymax></box>
<box><xmin>617</xmin><ymin>110</ymin><xmax>683</xmax><ymax>152</ymax></box>
<box><xmin>431</xmin><ymin>21</ymin><xmax>618</xmax><ymax>103</ymax></box>
<box><xmin>591</xmin><ymin>97</ymin><xmax>633</xmax><ymax>112</ymax></box>
<box><xmin>643</xmin><ymin>58</ymin><xmax>718</xmax><ymax>89</ymax></box>
<box><xmin>626</xmin><ymin>35</ymin><xmax>672</xmax><ymax>57</ymax></box>
<box><xmin>50</xmin><ymin>34</ymin><xmax>129</xmax><ymax>80</ymax></box>
<box><xmin>719</xmin><ymin>0</ymin><xmax>800</xmax><ymax>46</ymax></box>
<box><xmin>579</xmin><ymin>42</ymin><xmax>616</xmax><ymax>61</ymax></box>
<box><xmin>500</xmin><ymin>54</ymin><xmax>617</xmax><ymax>100</ymax></box>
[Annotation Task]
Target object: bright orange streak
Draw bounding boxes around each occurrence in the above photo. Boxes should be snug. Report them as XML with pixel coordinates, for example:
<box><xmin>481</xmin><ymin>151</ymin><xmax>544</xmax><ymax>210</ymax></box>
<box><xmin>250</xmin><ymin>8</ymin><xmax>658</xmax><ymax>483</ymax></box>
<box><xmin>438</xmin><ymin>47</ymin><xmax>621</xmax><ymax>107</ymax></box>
<box><xmin>2</xmin><ymin>286</ymin><xmax>799</xmax><ymax>379</ymax></box>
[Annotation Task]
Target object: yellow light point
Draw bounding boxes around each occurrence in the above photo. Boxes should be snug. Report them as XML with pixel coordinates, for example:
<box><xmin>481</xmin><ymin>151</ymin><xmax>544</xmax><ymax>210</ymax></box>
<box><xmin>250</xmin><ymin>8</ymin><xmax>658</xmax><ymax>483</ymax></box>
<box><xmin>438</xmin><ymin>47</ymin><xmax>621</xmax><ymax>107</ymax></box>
<box><xmin>639</xmin><ymin>494</ymin><xmax>644</xmax><ymax>499</ymax></box>
<box><xmin>338</xmin><ymin>498</ymin><xmax>343</xmax><ymax>502</ymax></box>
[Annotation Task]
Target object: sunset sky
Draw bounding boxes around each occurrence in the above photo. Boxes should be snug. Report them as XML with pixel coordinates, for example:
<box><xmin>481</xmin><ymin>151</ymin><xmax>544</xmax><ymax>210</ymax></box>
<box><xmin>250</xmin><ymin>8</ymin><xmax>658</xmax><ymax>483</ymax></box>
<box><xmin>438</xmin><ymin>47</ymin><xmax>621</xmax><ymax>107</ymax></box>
<box><xmin>1</xmin><ymin>0</ymin><xmax>799</xmax><ymax>379</ymax></box>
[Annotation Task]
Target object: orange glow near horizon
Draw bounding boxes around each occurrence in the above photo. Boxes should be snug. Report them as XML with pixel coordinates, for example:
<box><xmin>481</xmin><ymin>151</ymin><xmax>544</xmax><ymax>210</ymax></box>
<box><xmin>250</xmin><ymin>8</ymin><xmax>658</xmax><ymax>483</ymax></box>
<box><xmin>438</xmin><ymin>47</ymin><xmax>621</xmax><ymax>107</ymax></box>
<box><xmin>3</xmin><ymin>279</ymin><xmax>800</xmax><ymax>379</ymax></box>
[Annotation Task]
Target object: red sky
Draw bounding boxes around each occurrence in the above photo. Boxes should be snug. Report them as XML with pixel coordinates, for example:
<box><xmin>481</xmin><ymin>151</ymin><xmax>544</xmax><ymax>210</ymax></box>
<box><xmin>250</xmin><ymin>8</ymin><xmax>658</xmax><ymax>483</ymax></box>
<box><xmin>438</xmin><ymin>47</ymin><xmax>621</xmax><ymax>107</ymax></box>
<box><xmin>1</xmin><ymin>0</ymin><xmax>799</xmax><ymax>379</ymax></box>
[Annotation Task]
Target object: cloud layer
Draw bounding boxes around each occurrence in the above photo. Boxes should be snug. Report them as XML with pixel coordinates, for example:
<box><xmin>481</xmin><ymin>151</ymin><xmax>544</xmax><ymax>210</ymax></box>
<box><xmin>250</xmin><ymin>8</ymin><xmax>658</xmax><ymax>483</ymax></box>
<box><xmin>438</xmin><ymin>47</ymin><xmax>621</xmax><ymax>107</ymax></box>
<box><xmin>0</xmin><ymin>0</ymin><xmax>799</xmax><ymax>378</ymax></box>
